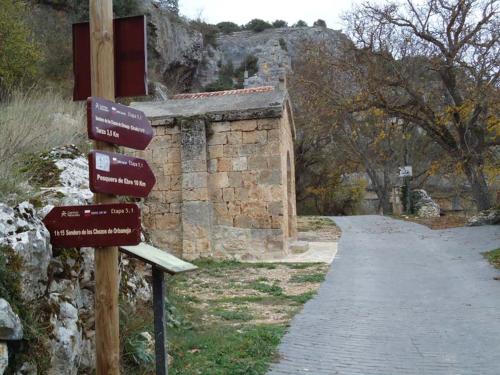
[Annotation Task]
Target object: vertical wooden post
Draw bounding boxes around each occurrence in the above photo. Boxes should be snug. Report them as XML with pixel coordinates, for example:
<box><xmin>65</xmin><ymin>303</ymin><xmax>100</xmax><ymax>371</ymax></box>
<box><xmin>89</xmin><ymin>1</ymin><xmax>120</xmax><ymax>374</ymax></box>
<box><xmin>152</xmin><ymin>266</ymin><xmax>168</xmax><ymax>375</ymax></box>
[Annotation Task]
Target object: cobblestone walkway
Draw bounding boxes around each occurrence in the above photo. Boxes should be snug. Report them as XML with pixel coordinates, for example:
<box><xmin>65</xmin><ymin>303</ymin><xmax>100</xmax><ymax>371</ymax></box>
<box><xmin>268</xmin><ymin>215</ymin><xmax>500</xmax><ymax>375</ymax></box>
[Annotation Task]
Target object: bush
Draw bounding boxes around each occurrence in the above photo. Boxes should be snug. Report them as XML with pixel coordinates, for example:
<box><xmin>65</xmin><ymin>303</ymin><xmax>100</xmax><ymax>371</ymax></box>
<box><xmin>0</xmin><ymin>0</ymin><xmax>41</xmax><ymax>92</ymax></box>
<box><xmin>279</xmin><ymin>38</ymin><xmax>288</xmax><ymax>51</ymax></box>
<box><xmin>313</xmin><ymin>19</ymin><xmax>327</xmax><ymax>27</ymax></box>
<box><xmin>216</xmin><ymin>21</ymin><xmax>241</xmax><ymax>34</ymax></box>
<box><xmin>190</xmin><ymin>19</ymin><xmax>219</xmax><ymax>47</ymax></box>
<box><xmin>272</xmin><ymin>20</ymin><xmax>288</xmax><ymax>28</ymax></box>
<box><xmin>245</xmin><ymin>19</ymin><xmax>272</xmax><ymax>32</ymax></box>
<box><xmin>304</xmin><ymin>172</ymin><xmax>366</xmax><ymax>215</ymax></box>
<box><xmin>293</xmin><ymin>20</ymin><xmax>308</xmax><ymax>27</ymax></box>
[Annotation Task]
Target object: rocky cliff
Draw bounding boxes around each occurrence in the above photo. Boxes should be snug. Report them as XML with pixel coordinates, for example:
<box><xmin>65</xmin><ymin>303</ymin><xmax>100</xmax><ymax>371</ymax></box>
<box><xmin>146</xmin><ymin>6</ymin><xmax>349</xmax><ymax>93</ymax></box>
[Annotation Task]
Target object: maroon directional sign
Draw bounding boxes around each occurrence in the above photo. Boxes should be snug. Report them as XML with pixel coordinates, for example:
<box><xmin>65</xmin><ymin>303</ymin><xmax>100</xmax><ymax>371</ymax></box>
<box><xmin>43</xmin><ymin>204</ymin><xmax>141</xmax><ymax>248</ymax></box>
<box><xmin>87</xmin><ymin>97</ymin><xmax>153</xmax><ymax>150</ymax></box>
<box><xmin>88</xmin><ymin>151</ymin><xmax>156</xmax><ymax>198</ymax></box>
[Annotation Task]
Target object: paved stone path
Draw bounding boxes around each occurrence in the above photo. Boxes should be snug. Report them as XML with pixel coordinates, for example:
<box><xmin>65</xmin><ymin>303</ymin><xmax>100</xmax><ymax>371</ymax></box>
<box><xmin>268</xmin><ymin>216</ymin><xmax>500</xmax><ymax>375</ymax></box>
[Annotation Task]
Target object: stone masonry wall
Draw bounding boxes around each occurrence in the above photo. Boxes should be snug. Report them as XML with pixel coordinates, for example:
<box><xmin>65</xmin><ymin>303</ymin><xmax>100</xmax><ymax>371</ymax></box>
<box><xmin>207</xmin><ymin>118</ymin><xmax>287</xmax><ymax>260</ymax></box>
<box><xmin>138</xmin><ymin>110</ymin><xmax>296</xmax><ymax>260</ymax></box>
<box><xmin>135</xmin><ymin>124</ymin><xmax>183</xmax><ymax>256</ymax></box>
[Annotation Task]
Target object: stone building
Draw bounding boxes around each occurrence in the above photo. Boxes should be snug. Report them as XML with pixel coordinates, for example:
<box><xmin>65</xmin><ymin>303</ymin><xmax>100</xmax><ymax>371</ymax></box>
<box><xmin>132</xmin><ymin>86</ymin><xmax>297</xmax><ymax>260</ymax></box>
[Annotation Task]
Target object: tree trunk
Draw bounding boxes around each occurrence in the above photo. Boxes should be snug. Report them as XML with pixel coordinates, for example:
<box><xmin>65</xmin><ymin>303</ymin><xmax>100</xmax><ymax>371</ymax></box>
<box><xmin>463</xmin><ymin>159</ymin><xmax>492</xmax><ymax>211</ymax></box>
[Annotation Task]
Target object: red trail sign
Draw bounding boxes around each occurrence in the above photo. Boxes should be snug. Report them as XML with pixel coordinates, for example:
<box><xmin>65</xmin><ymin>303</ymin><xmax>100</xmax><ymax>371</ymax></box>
<box><xmin>87</xmin><ymin>97</ymin><xmax>153</xmax><ymax>150</ymax></box>
<box><xmin>43</xmin><ymin>204</ymin><xmax>141</xmax><ymax>248</ymax></box>
<box><xmin>89</xmin><ymin>150</ymin><xmax>156</xmax><ymax>198</ymax></box>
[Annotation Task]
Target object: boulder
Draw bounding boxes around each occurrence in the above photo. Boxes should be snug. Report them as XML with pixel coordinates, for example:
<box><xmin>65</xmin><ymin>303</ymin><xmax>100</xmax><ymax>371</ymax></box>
<box><xmin>466</xmin><ymin>209</ymin><xmax>500</xmax><ymax>226</ymax></box>
<box><xmin>411</xmin><ymin>189</ymin><xmax>440</xmax><ymax>218</ymax></box>
<box><xmin>0</xmin><ymin>343</ymin><xmax>7</xmax><ymax>375</ymax></box>
<box><xmin>0</xmin><ymin>299</ymin><xmax>23</xmax><ymax>340</ymax></box>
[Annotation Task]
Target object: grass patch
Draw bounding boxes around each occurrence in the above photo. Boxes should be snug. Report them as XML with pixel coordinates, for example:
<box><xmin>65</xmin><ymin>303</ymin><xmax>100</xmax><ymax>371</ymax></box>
<box><xmin>289</xmin><ymin>273</ymin><xmax>325</xmax><ymax>283</ymax></box>
<box><xmin>169</xmin><ymin>324</ymin><xmax>286</xmax><ymax>375</ymax></box>
<box><xmin>213</xmin><ymin>308</ymin><xmax>253</xmax><ymax>321</ymax></box>
<box><xmin>122</xmin><ymin>260</ymin><xmax>328</xmax><ymax>374</ymax></box>
<box><xmin>297</xmin><ymin>216</ymin><xmax>335</xmax><ymax>231</ymax></box>
<box><xmin>286</xmin><ymin>291</ymin><xmax>317</xmax><ymax>304</ymax></box>
<box><xmin>284</xmin><ymin>263</ymin><xmax>320</xmax><ymax>270</ymax></box>
<box><xmin>483</xmin><ymin>248</ymin><xmax>500</xmax><ymax>269</ymax></box>
<box><xmin>250</xmin><ymin>282</ymin><xmax>283</xmax><ymax>296</ymax></box>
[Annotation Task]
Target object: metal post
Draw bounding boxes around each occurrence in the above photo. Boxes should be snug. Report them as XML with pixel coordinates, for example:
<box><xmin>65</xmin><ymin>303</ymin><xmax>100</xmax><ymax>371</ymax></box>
<box><xmin>153</xmin><ymin>266</ymin><xmax>168</xmax><ymax>375</ymax></box>
<box><xmin>89</xmin><ymin>0</ymin><xmax>120</xmax><ymax>373</ymax></box>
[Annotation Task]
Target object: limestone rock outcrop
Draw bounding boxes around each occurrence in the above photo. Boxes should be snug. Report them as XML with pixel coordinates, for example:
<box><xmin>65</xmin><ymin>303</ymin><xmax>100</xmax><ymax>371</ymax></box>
<box><xmin>0</xmin><ymin>299</ymin><xmax>23</xmax><ymax>340</ymax></box>
<box><xmin>411</xmin><ymin>189</ymin><xmax>440</xmax><ymax>218</ymax></box>
<box><xmin>466</xmin><ymin>208</ymin><xmax>500</xmax><ymax>226</ymax></box>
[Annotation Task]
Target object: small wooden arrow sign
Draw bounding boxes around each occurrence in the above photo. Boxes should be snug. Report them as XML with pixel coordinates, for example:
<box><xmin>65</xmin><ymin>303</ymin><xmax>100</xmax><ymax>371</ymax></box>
<box><xmin>88</xmin><ymin>151</ymin><xmax>156</xmax><ymax>198</ymax></box>
<box><xmin>87</xmin><ymin>97</ymin><xmax>153</xmax><ymax>150</ymax></box>
<box><xmin>43</xmin><ymin>203</ymin><xmax>141</xmax><ymax>248</ymax></box>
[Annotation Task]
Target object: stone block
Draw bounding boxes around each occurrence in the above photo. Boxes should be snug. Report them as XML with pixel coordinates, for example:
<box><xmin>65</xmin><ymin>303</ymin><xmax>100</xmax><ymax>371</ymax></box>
<box><xmin>259</xmin><ymin>169</ymin><xmax>281</xmax><ymax>185</ymax></box>
<box><xmin>182</xmin><ymin>172</ymin><xmax>207</xmax><ymax>189</ymax></box>
<box><xmin>223</xmin><ymin>187</ymin><xmax>235</xmax><ymax>201</ymax></box>
<box><xmin>167</xmin><ymin>149</ymin><xmax>181</xmax><ymax>163</ymax></box>
<box><xmin>165</xmin><ymin>125</ymin><xmax>181</xmax><ymax>135</ymax></box>
<box><xmin>182</xmin><ymin>159</ymin><xmax>207</xmax><ymax>173</ymax></box>
<box><xmin>242</xmin><ymin>130</ymin><xmax>267</xmax><ymax>144</ymax></box>
<box><xmin>170</xmin><ymin>203</ymin><xmax>182</xmax><ymax>214</ymax></box>
<box><xmin>209</xmin><ymin>187</ymin><xmax>223</xmax><ymax>202</ymax></box>
<box><xmin>271</xmin><ymin>185</ymin><xmax>283</xmax><ymax>200</ymax></box>
<box><xmin>208</xmin><ymin>172</ymin><xmax>229</xmax><ymax>189</ymax></box>
<box><xmin>164</xmin><ymin>162</ymin><xmax>181</xmax><ymax>176</ymax></box>
<box><xmin>183</xmin><ymin>188</ymin><xmax>209</xmax><ymax>201</ymax></box>
<box><xmin>268</xmin><ymin>201</ymin><xmax>284</xmax><ymax>215</ymax></box>
<box><xmin>248</xmin><ymin>155</ymin><xmax>268</xmax><ymax>170</ymax></box>
<box><xmin>232</xmin><ymin>157</ymin><xmax>247</xmax><ymax>171</ymax></box>
<box><xmin>257</xmin><ymin>118</ymin><xmax>278</xmax><ymax>130</ymax></box>
<box><xmin>238</xmin><ymin>144</ymin><xmax>259</xmax><ymax>156</ymax></box>
<box><xmin>211</xmin><ymin>121</ymin><xmax>230</xmax><ymax>132</ymax></box>
<box><xmin>268</xmin><ymin>156</ymin><xmax>282</xmax><ymax>170</ymax></box>
<box><xmin>231</xmin><ymin>119</ymin><xmax>257</xmax><ymax>131</ymax></box>
<box><xmin>208</xmin><ymin>145</ymin><xmax>224</xmax><ymax>158</ymax></box>
<box><xmin>208</xmin><ymin>159</ymin><xmax>217</xmax><ymax>173</ymax></box>
<box><xmin>164</xmin><ymin>190</ymin><xmax>182</xmax><ymax>203</ymax></box>
<box><xmin>228</xmin><ymin>172</ymin><xmax>243</xmax><ymax>187</ymax></box>
<box><xmin>235</xmin><ymin>187</ymin><xmax>249</xmax><ymax>201</ymax></box>
<box><xmin>261</xmin><ymin>141</ymin><xmax>280</xmax><ymax>156</ymax></box>
<box><xmin>171</xmin><ymin>175</ymin><xmax>182</xmax><ymax>190</ymax></box>
<box><xmin>217</xmin><ymin>158</ymin><xmax>232</xmax><ymax>172</ymax></box>
<box><xmin>223</xmin><ymin>144</ymin><xmax>239</xmax><ymax>157</ymax></box>
<box><xmin>227</xmin><ymin>131</ymin><xmax>242</xmax><ymax>144</ymax></box>
<box><xmin>268</xmin><ymin>129</ymin><xmax>280</xmax><ymax>142</ymax></box>
<box><xmin>152</xmin><ymin>148</ymin><xmax>167</xmax><ymax>164</ymax></box>
<box><xmin>207</xmin><ymin>132</ymin><xmax>227</xmax><ymax>145</ymax></box>
<box><xmin>154</xmin><ymin>213</ymin><xmax>179</xmax><ymax>229</ymax></box>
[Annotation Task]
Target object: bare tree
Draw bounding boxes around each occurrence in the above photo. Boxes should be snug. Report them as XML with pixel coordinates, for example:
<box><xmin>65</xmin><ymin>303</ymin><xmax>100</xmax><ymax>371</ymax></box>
<box><xmin>343</xmin><ymin>0</ymin><xmax>499</xmax><ymax>210</ymax></box>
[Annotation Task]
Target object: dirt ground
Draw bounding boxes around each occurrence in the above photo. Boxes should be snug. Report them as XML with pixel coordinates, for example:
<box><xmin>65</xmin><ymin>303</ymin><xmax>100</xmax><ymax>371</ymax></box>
<box><xmin>396</xmin><ymin>214</ymin><xmax>468</xmax><ymax>229</ymax></box>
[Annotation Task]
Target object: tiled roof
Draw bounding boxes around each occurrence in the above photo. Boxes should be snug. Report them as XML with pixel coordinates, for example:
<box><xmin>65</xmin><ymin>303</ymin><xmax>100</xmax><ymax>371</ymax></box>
<box><xmin>171</xmin><ymin>86</ymin><xmax>275</xmax><ymax>100</ymax></box>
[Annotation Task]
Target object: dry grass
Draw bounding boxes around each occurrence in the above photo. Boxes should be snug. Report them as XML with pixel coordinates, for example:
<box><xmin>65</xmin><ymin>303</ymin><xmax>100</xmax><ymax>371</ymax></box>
<box><xmin>297</xmin><ymin>216</ymin><xmax>341</xmax><ymax>241</ymax></box>
<box><xmin>0</xmin><ymin>89</ymin><xmax>86</xmax><ymax>199</ymax></box>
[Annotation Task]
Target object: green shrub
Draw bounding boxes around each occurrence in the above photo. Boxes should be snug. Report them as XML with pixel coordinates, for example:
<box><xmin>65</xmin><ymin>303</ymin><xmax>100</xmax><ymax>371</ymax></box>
<box><xmin>245</xmin><ymin>19</ymin><xmax>272</xmax><ymax>32</ymax></box>
<box><xmin>0</xmin><ymin>0</ymin><xmax>41</xmax><ymax>92</ymax></box>
<box><xmin>272</xmin><ymin>20</ymin><xmax>288</xmax><ymax>28</ymax></box>
<box><xmin>190</xmin><ymin>19</ymin><xmax>219</xmax><ymax>47</ymax></box>
<box><xmin>279</xmin><ymin>38</ymin><xmax>288</xmax><ymax>51</ymax></box>
<box><xmin>216</xmin><ymin>21</ymin><xmax>241</xmax><ymax>34</ymax></box>
<box><xmin>293</xmin><ymin>20</ymin><xmax>308</xmax><ymax>27</ymax></box>
<box><xmin>313</xmin><ymin>19</ymin><xmax>327</xmax><ymax>27</ymax></box>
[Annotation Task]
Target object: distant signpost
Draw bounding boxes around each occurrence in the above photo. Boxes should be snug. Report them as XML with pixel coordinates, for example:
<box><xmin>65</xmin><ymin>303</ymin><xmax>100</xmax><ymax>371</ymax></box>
<box><xmin>43</xmin><ymin>203</ymin><xmax>141</xmax><ymax>248</ymax></box>
<box><xmin>87</xmin><ymin>97</ymin><xmax>153</xmax><ymax>150</ymax></box>
<box><xmin>399</xmin><ymin>166</ymin><xmax>413</xmax><ymax>177</ymax></box>
<box><xmin>89</xmin><ymin>150</ymin><xmax>156</xmax><ymax>197</ymax></box>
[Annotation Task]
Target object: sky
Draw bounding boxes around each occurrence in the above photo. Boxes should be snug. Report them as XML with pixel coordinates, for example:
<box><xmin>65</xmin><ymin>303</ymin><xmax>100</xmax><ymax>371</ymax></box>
<box><xmin>178</xmin><ymin>0</ymin><xmax>364</xmax><ymax>30</ymax></box>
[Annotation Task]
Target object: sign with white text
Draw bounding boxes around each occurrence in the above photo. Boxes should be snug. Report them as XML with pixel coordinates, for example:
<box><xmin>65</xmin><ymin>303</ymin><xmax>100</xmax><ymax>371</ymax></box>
<box><xmin>43</xmin><ymin>204</ymin><xmax>141</xmax><ymax>248</ymax></box>
<box><xmin>399</xmin><ymin>166</ymin><xmax>413</xmax><ymax>177</ymax></box>
<box><xmin>89</xmin><ymin>150</ymin><xmax>156</xmax><ymax>198</ymax></box>
<box><xmin>87</xmin><ymin>97</ymin><xmax>153</xmax><ymax>150</ymax></box>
